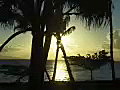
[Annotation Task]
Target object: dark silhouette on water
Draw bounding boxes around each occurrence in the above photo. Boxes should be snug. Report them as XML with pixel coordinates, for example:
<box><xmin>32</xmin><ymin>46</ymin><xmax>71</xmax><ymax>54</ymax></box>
<box><xmin>83</xmin><ymin>50</ymin><xmax>110</xmax><ymax>80</ymax></box>
<box><xmin>67</xmin><ymin>50</ymin><xmax>110</xmax><ymax>80</ymax></box>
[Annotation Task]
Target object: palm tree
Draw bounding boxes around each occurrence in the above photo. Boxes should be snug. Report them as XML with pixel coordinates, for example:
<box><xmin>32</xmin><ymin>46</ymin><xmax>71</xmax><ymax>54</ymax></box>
<box><xmin>0</xmin><ymin>28</ymin><xmax>51</xmax><ymax>82</ymax></box>
<box><xmin>80</xmin><ymin>59</ymin><xmax>101</xmax><ymax>80</ymax></box>
<box><xmin>108</xmin><ymin>0</ymin><xmax>115</xmax><ymax>80</ymax></box>
<box><xmin>0</xmin><ymin>0</ymin><xmax>46</xmax><ymax>89</ymax></box>
<box><xmin>0</xmin><ymin>0</ymin><xmax>114</xmax><ymax>89</ymax></box>
<box><xmin>48</xmin><ymin>0</ymin><xmax>115</xmax><ymax>81</ymax></box>
<box><xmin>52</xmin><ymin>26</ymin><xmax>75</xmax><ymax>82</ymax></box>
<box><xmin>42</xmin><ymin>0</ymin><xmax>114</xmax><ymax>82</ymax></box>
<box><xmin>43</xmin><ymin>0</ymin><xmax>115</xmax><ymax>79</ymax></box>
<box><xmin>83</xmin><ymin>51</ymin><xmax>110</xmax><ymax>80</ymax></box>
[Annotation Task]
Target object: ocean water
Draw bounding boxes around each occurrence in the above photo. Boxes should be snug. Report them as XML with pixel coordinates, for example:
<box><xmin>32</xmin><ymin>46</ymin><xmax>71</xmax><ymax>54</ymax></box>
<box><xmin>0</xmin><ymin>59</ymin><xmax>120</xmax><ymax>82</ymax></box>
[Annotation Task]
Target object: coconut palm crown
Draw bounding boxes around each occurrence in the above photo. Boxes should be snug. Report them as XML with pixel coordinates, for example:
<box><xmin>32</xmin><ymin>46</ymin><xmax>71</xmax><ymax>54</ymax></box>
<box><xmin>0</xmin><ymin>0</ymin><xmax>114</xmax><ymax>89</ymax></box>
<box><xmin>64</xmin><ymin>0</ymin><xmax>112</xmax><ymax>27</ymax></box>
<box><xmin>0</xmin><ymin>0</ymin><xmax>112</xmax><ymax>30</ymax></box>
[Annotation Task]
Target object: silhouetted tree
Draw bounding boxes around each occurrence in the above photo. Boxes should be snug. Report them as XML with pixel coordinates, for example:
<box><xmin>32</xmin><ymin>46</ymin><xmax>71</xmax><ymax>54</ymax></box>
<box><xmin>43</xmin><ymin>0</ymin><xmax>114</xmax><ymax>82</ymax></box>
<box><xmin>0</xmin><ymin>28</ymin><xmax>51</xmax><ymax>82</ymax></box>
<box><xmin>109</xmin><ymin>0</ymin><xmax>115</xmax><ymax>80</ymax></box>
<box><xmin>98</xmin><ymin>50</ymin><xmax>109</xmax><ymax>60</ymax></box>
<box><xmin>0</xmin><ymin>0</ymin><xmax>46</xmax><ymax>89</ymax></box>
<box><xmin>80</xmin><ymin>51</ymin><xmax>110</xmax><ymax>80</ymax></box>
<box><xmin>52</xmin><ymin>26</ymin><xmax>75</xmax><ymax>82</ymax></box>
<box><xmin>0</xmin><ymin>0</ymin><xmax>114</xmax><ymax>89</ymax></box>
<box><xmin>80</xmin><ymin>60</ymin><xmax>101</xmax><ymax>80</ymax></box>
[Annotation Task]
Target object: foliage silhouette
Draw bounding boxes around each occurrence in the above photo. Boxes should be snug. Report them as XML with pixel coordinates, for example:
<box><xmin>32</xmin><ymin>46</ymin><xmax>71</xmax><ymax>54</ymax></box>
<box><xmin>0</xmin><ymin>0</ymin><xmax>113</xmax><ymax>89</ymax></box>
<box><xmin>67</xmin><ymin>50</ymin><xmax>110</xmax><ymax>80</ymax></box>
<box><xmin>0</xmin><ymin>28</ymin><xmax>51</xmax><ymax>82</ymax></box>
<box><xmin>52</xmin><ymin>26</ymin><xmax>75</xmax><ymax>82</ymax></box>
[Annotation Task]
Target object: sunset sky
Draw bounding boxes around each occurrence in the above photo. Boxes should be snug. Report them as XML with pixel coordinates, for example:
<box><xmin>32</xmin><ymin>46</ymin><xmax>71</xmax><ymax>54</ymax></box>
<box><xmin>0</xmin><ymin>0</ymin><xmax>120</xmax><ymax>61</ymax></box>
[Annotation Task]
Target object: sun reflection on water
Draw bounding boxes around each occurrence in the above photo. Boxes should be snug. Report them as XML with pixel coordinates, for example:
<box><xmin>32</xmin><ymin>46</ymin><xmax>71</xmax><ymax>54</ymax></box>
<box><xmin>52</xmin><ymin>61</ymin><xmax>70</xmax><ymax>81</ymax></box>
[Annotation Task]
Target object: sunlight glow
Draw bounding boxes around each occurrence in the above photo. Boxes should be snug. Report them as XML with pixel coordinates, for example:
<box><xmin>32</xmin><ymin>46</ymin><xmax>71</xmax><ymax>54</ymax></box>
<box><xmin>62</xmin><ymin>36</ymin><xmax>71</xmax><ymax>47</ymax></box>
<box><xmin>55</xmin><ymin>62</ymin><xmax>69</xmax><ymax>81</ymax></box>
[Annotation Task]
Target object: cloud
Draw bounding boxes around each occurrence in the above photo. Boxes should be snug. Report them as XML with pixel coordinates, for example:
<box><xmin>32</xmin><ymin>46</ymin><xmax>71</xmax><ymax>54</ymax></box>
<box><xmin>0</xmin><ymin>54</ymin><xmax>18</xmax><ymax>59</ymax></box>
<box><xmin>0</xmin><ymin>45</ymin><xmax>24</xmax><ymax>59</ymax></box>
<box><xmin>103</xmin><ymin>30</ymin><xmax>120</xmax><ymax>49</ymax></box>
<box><xmin>102</xmin><ymin>41</ymin><xmax>110</xmax><ymax>49</ymax></box>
<box><xmin>113</xmin><ymin>31</ymin><xmax>120</xmax><ymax>49</ymax></box>
<box><xmin>0</xmin><ymin>46</ymin><xmax>22</xmax><ymax>53</ymax></box>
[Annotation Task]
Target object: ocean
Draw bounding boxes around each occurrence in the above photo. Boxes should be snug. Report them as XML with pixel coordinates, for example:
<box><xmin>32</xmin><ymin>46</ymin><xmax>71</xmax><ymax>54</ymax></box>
<box><xmin>0</xmin><ymin>59</ymin><xmax>120</xmax><ymax>82</ymax></box>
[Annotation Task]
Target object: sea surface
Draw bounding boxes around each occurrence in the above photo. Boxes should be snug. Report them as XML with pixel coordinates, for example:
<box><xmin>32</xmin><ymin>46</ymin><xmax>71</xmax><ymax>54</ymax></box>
<box><xmin>0</xmin><ymin>59</ymin><xmax>120</xmax><ymax>82</ymax></box>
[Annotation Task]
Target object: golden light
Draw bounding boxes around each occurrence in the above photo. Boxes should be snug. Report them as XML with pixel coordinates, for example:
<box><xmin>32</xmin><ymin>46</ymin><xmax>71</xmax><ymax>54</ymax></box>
<box><xmin>51</xmin><ymin>36</ymin><xmax>71</xmax><ymax>48</ymax></box>
<box><xmin>61</xmin><ymin>36</ymin><xmax>71</xmax><ymax>47</ymax></box>
<box><xmin>55</xmin><ymin>62</ymin><xmax>69</xmax><ymax>81</ymax></box>
<box><xmin>51</xmin><ymin>37</ymin><xmax>57</xmax><ymax>49</ymax></box>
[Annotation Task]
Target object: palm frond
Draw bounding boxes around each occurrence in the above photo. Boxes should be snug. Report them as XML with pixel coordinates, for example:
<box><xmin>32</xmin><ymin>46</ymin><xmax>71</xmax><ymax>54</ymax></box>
<box><xmin>52</xmin><ymin>32</ymin><xmax>57</xmax><ymax>38</ymax></box>
<box><xmin>63</xmin><ymin>15</ymin><xmax>70</xmax><ymax>26</ymax></box>
<box><xmin>0</xmin><ymin>0</ymin><xmax>113</xmax><ymax>29</ymax></box>
<box><xmin>0</xmin><ymin>0</ymin><xmax>15</xmax><ymax>26</ymax></box>
<box><xmin>62</xmin><ymin>26</ymin><xmax>75</xmax><ymax>36</ymax></box>
<box><xmin>64</xmin><ymin>0</ymin><xmax>112</xmax><ymax>28</ymax></box>
<box><xmin>14</xmin><ymin>15</ymin><xmax>30</xmax><ymax>31</ymax></box>
<box><xmin>0</xmin><ymin>0</ymin><xmax>33</xmax><ymax>28</ymax></box>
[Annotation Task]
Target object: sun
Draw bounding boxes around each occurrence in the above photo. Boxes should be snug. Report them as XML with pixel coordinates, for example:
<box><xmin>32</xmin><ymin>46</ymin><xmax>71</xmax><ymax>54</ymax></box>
<box><xmin>61</xmin><ymin>36</ymin><xmax>71</xmax><ymax>47</ymax></box>
<box><xmin>48</xmin><ymin>36</ymin><xmax>72</xmax><ymax>60</ymax></box>
<box><xmin>51</xmin><ymin>36</ymin><xmax>71</xmax><ymax>48</ymax></box>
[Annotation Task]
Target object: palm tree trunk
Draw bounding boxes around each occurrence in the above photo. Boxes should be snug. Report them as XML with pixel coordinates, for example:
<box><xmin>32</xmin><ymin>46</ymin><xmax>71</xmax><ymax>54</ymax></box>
<box><xmin>43</xmin><ymin>33</ymin><xmax>52</xmax><ymax>81</ymax></box>
<box><xmin>43</xmin><ymin>34</ymin><xmax>52</xmax><ymax>61</ymax></box>
<box><xmin>90</xmin><ymin>69</ymin><xmax>93</xmax><ymax>80</ymax></box>
<box><xmin>0</xmin><ymin>28</ymin><xmax>52</xmax><ymax>82</ymax></box>
<box><xmin>60</xmin><ymin>43</ymin><xmax>75</xmax><ymax>82</ymax></box>
<box><xmin>45</xmin><ymin>68</ymin><xmax>51</xmax><ymax>81</ymax></box>
<box><xmin>109</xmin><ymin>0</ymin><xmax>115</xmax><ymax>80</ymax></box>
<box><xmin>52</xmin><ymin>42</ymin><xmax>59</xmax><ymax>81</ymax></box>
<box><xmin>29</xmin><ymin>24</ymin><xmax>44</xmax><ymax>90</ymax></box>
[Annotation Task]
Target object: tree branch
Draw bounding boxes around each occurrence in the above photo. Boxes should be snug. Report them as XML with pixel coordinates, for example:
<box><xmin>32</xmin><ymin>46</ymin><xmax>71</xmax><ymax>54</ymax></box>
<box><xmin>64</xmin><ymin>12</ymin><xmax>83</xmax><ymax>15</ymax></box>
<box><xmin>63</xmin><ymin>6</ymin><xmax>77</xmax><ymax>15</ymax></box>
<box><xmin>0</xmin><ymin>28</ymin><xmax>31</xmax><ymax>52</ymax></box>
<box><xmin>63</xmin><ymin>6</ymin><xmax>83</xmax><ymax>15</ymax></box>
